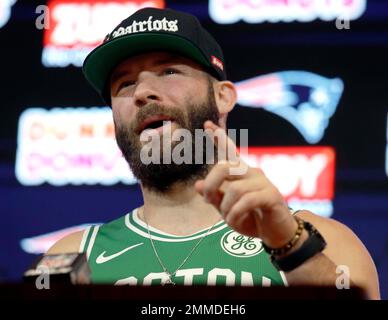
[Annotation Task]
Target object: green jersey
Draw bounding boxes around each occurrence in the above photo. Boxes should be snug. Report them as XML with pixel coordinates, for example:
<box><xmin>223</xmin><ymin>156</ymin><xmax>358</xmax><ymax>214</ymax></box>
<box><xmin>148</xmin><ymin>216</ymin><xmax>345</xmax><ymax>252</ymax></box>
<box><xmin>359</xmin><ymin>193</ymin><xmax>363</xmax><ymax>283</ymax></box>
<box><xmin>80</xmin><ymin>209</ymin><xmax>289</xmax><ymax>286</ymax></box>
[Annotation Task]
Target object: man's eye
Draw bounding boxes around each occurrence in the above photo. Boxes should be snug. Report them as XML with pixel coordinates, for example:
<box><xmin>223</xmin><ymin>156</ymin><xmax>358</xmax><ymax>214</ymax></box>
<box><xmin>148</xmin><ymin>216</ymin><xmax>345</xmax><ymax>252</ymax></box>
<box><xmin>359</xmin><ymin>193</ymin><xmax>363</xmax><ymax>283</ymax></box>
<box><xmin>118</xmin><ymin>80</ymin><xmax>135</xmax><ymax>91</ymax></box>
<box><xmin>163</xmin><ymin>68</ymin><xmax>179</xmax><ymax>76</ymax></box>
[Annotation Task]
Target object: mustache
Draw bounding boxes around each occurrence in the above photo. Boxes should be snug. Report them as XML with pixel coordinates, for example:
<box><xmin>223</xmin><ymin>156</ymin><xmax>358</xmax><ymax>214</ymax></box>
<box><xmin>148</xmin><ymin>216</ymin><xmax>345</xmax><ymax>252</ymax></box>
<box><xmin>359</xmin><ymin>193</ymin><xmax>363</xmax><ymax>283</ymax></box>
<box><xmin>132</xmin><ymin>103</ymin><xmax>187</xmax><ymax>133</ymax></box>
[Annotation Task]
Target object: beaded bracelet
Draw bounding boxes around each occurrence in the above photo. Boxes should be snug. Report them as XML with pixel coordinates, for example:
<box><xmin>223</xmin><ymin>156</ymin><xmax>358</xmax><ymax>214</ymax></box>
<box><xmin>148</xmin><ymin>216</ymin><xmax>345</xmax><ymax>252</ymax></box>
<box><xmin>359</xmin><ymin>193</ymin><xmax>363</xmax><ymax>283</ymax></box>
<box><xmin>262</xmin><ymin>216</ymin><xmax>305</xmax><ymax>256</ymax></box>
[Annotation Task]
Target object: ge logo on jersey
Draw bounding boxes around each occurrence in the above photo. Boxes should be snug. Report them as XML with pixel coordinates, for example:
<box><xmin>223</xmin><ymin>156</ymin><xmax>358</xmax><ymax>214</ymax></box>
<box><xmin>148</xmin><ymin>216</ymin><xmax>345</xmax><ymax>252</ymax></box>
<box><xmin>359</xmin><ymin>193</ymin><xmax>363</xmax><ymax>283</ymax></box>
<box><xmin>221</xmin><ymin>231</ymin><xmax>263</xmax><ymax>257</ymax></box>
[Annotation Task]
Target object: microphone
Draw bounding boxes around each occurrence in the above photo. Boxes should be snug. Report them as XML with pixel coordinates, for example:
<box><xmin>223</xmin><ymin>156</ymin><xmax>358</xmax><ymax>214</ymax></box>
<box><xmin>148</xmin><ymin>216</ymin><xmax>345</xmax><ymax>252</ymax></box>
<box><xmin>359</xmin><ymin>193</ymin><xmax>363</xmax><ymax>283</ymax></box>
<box><xmin>23</xmin><ymin>253</ymin><xmax>91</xmax><ymax>287</ymax></box>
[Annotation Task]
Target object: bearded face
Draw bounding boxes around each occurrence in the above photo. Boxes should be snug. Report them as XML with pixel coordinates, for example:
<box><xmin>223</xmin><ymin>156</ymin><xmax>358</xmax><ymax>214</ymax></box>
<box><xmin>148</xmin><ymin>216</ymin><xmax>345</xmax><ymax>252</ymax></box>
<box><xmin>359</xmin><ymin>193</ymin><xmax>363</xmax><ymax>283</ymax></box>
<box><xmin>115</xmin><ymin>81</ymin><xmax>220</xmax><ymax>193</ymax></box>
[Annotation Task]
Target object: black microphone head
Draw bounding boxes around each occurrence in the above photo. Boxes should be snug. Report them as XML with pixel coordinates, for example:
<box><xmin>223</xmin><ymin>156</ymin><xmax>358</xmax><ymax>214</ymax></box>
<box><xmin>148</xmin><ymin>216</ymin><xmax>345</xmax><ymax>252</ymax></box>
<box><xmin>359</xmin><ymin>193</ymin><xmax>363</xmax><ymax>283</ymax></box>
<box><xmin>23</xmin><ymin>253</ymin><xmax>91</xmax><ymax>286</ymax></box>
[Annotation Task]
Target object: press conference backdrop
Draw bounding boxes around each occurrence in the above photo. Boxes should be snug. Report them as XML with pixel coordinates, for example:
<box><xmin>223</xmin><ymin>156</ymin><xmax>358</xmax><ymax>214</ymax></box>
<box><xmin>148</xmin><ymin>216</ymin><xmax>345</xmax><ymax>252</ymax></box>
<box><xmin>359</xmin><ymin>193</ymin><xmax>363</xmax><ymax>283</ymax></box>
<box><xmin>1</xmin><ymin>0</ymin><xmax>387</xmax><ymax>298</ymax></box>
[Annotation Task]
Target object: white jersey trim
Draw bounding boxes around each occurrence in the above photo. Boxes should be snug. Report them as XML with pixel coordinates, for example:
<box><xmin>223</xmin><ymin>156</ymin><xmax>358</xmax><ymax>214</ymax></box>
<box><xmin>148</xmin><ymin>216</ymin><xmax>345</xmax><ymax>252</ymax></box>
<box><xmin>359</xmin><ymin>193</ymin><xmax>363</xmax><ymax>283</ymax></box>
<box><xmin>279</xmin><ymin>271</ymin><xmax>289</xmax><ymax>287</ymax></box>
<box><xmin>86</xmin><ymin>225</ymin><xmax>100</xmax><ymax>260</ymax></box>
<box><xmin>132</xmin><ymin>208</ymin><xmax>225</xmax><ymax>237</ymax></box>
<box><xmin>79</xmin><ymin>226</ymin><xmax>91</xmax><ymax>253</ymax></box>
<box><xmin>125</xmin><ymin>210</ymin><xmax>228</xmax><ymax>242</ymax></box>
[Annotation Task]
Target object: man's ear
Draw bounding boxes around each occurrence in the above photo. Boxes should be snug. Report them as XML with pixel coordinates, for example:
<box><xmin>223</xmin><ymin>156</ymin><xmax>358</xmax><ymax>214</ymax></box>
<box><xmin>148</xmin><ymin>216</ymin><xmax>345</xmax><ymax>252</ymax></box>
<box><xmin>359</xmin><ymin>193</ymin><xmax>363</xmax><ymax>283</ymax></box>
<box><xmin>214</xmin><ymin>81</ymin><xmax>237</xmax><ymax>128</ymax></box>
<box><xmin>214</xmin><ymin>81</ymin><xmax>237</xmax><ymax>114</ymax></box>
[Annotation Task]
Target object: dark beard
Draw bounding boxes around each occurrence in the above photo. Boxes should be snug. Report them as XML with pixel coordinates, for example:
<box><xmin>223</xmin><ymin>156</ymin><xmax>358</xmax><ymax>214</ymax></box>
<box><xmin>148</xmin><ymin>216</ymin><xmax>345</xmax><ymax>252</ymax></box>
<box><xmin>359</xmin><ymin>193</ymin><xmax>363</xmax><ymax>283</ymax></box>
<box><xmin>115</xmin><ymin>84</ymin><xmax>220</xmax><ymax>193</ymax></box>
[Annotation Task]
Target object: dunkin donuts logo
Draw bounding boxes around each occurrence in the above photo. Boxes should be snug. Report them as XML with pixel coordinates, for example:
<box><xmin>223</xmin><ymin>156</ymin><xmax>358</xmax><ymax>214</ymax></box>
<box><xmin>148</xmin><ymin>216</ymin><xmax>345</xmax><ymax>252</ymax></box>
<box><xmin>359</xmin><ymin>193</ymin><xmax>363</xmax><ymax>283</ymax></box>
<box><xmin>110</xmin><ymin>16</ymin><xmax>178</xmax><ymax>40</ymax></box>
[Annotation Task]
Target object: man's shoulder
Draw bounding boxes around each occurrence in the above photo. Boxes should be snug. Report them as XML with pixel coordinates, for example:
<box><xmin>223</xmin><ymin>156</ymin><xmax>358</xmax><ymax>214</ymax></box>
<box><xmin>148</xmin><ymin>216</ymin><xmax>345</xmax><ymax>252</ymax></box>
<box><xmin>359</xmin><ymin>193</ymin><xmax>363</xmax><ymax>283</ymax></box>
<box><xmin>46</xmin><ymin>230</ymin><xmax>85</xmax><ymax>255</ymax></box>
<box><xmin>296</xmin><ymin>209</ymin><xmax>380</xmax><ymax>299</ymax></box>
<box><xmin>295</xmin><ymin>210</ymin><xmax>351</xmax><ymax>235</ymax></box>
<box><xmin>45</xmin><ymin>211</ymin><xmax>134</xmax><ymax>255</ymax></box>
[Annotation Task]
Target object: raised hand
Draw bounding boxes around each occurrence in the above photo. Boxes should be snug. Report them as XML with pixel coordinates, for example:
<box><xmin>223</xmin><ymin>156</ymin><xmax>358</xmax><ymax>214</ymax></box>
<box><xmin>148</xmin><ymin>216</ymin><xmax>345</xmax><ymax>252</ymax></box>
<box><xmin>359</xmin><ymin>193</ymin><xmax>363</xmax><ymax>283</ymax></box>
<box><xmin>195</xmin><ymin>120</ymin><xmax>298</xmax><ymax>248</ymax></box>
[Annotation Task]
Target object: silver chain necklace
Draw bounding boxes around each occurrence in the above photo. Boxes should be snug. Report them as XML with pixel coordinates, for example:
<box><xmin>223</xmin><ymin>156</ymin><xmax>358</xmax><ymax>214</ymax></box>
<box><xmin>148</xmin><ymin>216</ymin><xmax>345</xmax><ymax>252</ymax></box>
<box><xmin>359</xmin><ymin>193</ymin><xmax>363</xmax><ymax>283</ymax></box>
<box><xmin>144</xmin><ymin>215</ymin><xmax>220</xmax><ymax>286</ymax></box>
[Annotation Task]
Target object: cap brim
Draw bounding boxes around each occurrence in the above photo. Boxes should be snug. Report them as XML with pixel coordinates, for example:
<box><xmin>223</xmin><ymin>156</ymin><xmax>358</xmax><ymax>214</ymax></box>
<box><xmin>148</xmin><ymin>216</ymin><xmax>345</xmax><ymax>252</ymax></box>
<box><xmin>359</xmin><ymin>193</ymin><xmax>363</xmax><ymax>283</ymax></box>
<box><xmin>83</xmin><ymin>33</ymin><xmax>211</xmax><ymax>96</ymax></box>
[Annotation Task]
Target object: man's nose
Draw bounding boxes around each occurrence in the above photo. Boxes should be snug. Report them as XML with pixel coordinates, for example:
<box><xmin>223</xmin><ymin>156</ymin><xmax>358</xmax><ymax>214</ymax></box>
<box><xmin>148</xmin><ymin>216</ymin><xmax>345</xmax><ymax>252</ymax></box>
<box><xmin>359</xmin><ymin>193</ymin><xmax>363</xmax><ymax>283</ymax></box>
<box><xmin>133</xmin><ymin>73</ymin><xmax>161</xmax><ymax>108</ymax></box>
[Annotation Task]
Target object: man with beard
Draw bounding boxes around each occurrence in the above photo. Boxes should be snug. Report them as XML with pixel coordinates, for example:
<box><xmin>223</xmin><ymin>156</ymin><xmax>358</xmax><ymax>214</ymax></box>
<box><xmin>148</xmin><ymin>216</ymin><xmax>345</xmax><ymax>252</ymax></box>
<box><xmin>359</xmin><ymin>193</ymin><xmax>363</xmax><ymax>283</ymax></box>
<box><xmin>47</xmin><ymin>7</ymin><xmax>379</xmax><ymax>298</ymax></box>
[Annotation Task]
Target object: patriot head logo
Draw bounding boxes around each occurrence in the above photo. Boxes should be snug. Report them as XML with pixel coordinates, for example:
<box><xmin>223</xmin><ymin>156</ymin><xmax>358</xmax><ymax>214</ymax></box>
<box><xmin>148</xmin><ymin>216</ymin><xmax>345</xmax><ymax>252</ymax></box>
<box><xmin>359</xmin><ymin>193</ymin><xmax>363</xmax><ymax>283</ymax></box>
<box><xmin>0</xmin><ymin>0</ymin><xmax>16</xmax><ymax>29</ymax></box>
<box><xmin>235</xmin><ymin>71</ymin><xmax>344</xmax><ymax>144</ymax></box>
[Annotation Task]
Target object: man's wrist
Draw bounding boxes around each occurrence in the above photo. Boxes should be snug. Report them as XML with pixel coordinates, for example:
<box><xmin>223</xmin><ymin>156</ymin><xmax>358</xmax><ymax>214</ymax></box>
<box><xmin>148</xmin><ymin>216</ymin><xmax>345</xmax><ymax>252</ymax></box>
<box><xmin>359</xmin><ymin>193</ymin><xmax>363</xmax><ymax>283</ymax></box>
<box><xmin>272</xmin><ymin>229</ymin><xmax>309</xmax><ymax>258</ymax></box>
<box><xmin>261</xmin><ymin>214</ymin><xmax>301</xmax><ymax>250</ymax></box>
<box><xmin>266</xmin><ymin>219</ymin><xmax>327</xmax><ymax>272</ymax></box>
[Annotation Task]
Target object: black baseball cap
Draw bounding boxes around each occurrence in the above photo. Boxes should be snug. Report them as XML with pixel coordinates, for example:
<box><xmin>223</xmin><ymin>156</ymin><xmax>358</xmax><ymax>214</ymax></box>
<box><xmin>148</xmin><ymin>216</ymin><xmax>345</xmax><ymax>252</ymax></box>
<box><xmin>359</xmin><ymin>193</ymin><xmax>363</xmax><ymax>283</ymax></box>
<box><xmin>83</xmin><ymin>7</ymin><xmax>227</xmax><ymax>104</ymax></box>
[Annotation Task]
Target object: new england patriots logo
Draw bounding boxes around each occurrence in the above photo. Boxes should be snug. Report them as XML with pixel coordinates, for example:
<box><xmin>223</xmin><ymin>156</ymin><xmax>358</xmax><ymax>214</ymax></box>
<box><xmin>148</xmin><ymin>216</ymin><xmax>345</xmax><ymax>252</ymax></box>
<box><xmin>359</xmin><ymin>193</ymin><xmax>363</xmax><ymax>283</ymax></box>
<box><xmin>235</xmin><ymin>71</ymin><xmax>344</xmax><ymax>144</ymax></box>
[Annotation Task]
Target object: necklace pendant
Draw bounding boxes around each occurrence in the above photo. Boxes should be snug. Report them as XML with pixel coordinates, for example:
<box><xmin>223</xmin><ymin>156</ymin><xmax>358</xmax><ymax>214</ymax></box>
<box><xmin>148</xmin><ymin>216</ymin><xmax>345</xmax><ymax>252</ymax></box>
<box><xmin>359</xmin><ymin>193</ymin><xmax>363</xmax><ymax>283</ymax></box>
<box><xmin>145</xmin><ymin>216</ymin><xmax>219</xmax><ymax>288</ymax></box>
<box><xmin>163</xmin><ymin>275</ymin><xmax>176</xmax><ymax>286</ymax></box>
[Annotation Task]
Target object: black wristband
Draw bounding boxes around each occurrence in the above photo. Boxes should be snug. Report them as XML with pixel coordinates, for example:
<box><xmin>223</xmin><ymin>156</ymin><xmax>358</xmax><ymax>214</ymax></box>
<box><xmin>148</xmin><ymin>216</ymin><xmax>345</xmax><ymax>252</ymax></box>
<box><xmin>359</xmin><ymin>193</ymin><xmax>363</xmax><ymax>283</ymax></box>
<box><xmin>269</xmin><ymin>220</ymin><xmax>327</xmax><ymax>272</ymax></box>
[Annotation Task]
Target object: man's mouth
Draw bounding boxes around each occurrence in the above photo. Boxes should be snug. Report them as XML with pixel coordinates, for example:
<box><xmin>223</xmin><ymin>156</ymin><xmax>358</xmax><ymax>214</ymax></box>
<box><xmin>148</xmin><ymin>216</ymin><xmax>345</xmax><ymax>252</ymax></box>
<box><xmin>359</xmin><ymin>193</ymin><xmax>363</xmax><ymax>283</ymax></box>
<box><xmin>137</xmin><ymin>115</ymin><xmax>176</xmax><ymax>135</ymax></box>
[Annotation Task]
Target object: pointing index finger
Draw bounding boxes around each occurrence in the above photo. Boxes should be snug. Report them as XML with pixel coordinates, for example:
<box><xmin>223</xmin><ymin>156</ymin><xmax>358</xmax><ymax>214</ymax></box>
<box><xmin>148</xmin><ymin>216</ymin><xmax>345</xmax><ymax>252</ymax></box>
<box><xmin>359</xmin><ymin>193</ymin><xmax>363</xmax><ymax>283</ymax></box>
<box><xmin>204</xmin><ymin>120</ymin><xmax>239</xmax><ymax>163</ymax></box>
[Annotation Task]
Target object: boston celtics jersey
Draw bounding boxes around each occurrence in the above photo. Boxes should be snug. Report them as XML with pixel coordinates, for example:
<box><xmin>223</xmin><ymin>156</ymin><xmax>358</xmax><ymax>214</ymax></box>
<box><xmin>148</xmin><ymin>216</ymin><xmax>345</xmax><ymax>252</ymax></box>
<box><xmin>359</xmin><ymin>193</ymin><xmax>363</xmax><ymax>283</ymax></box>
<box><xmin>80</xmin><ymin>209</ymin><xmax>289</xmax><ymax>286</ymax></box>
